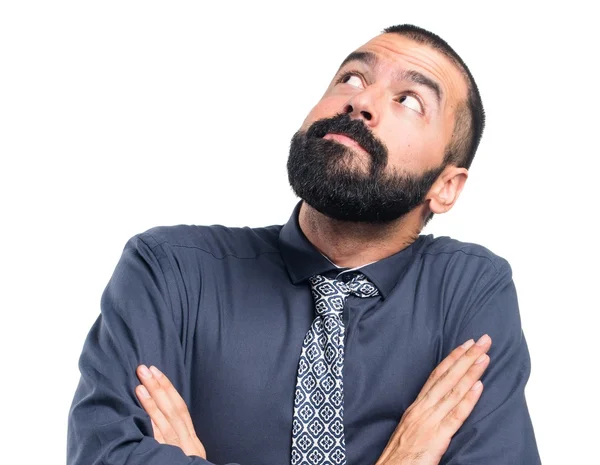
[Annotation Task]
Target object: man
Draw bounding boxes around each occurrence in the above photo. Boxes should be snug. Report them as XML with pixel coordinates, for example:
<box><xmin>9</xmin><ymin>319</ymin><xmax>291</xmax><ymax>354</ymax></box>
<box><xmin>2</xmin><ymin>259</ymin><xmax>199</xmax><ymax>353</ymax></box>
<box><xmin>67</xmin><ymin>24</ymin><xmax>540</xmax><ymax>465</ymax></box>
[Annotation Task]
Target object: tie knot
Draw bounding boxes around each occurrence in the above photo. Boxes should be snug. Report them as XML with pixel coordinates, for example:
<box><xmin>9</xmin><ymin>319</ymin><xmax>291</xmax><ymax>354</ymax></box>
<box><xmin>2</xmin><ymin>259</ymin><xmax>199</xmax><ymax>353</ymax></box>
<box><xmin>342</xmin><ymin>272</ymin><xmax>380</xmax><ymax>298</ymax></box>
<box><xmin>308</xmin><ymin>274</ymin><xmax>380</xmax><ymax>318</ymax></box>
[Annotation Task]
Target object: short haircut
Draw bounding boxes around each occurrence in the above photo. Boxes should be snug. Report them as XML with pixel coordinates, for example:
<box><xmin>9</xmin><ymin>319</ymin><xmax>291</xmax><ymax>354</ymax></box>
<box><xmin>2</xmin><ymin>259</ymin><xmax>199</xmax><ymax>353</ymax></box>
<box><xmin>383</xmin><ymin>24</ymin><xmax>485</xmax><ymax>170</ymax></box>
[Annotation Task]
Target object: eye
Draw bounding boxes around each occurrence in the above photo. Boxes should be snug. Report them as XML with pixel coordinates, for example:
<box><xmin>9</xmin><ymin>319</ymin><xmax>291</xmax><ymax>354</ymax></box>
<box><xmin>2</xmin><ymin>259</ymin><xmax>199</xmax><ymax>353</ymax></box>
<box><xmin>337</xmin><ymin>72</ymin><xmax>364</xmax><ymax>89</ymax></box>
<box><xmin>398</xmin><ymin>94</ymin><xmax>423</xmax><ymax>114</ymax></box>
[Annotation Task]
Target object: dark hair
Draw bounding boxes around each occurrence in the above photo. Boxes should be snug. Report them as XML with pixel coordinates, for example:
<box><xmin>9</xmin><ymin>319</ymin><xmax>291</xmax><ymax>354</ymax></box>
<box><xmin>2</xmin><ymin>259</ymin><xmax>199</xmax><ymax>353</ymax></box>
<box><xmin>383</xmin><ymin>24</ymin><xmax>485</xmax><ymax>170</ymax></box>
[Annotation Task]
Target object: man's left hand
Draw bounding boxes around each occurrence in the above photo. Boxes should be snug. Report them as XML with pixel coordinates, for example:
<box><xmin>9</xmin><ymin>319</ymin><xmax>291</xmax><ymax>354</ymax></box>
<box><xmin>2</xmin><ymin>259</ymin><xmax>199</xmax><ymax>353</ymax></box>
<box><xmin>135</xmin><ymin>364</ymin><xmax>207</xmax><ymax>460</ymax></box>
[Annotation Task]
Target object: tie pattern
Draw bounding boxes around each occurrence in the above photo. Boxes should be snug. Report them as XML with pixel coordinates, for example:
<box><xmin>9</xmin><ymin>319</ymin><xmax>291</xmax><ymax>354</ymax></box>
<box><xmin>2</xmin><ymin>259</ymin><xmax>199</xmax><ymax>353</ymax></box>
<box><xmin>291</xmin><ymin>273</ymin><xmax>380</xmax><ymax>465</ymax></box>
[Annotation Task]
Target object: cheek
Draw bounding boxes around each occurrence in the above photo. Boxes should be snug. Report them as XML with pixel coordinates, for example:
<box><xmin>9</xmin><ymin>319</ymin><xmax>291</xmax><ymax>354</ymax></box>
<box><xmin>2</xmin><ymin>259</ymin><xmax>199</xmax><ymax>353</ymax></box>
<box><xmin>383</xmin><ymin>123</ymin><xmax>446</xmax><ymax>171</ymax></box>
<box><xmin>300</xmin><ymin>96</ymin><xmax>345</xmax><ymax>131</ymax></box>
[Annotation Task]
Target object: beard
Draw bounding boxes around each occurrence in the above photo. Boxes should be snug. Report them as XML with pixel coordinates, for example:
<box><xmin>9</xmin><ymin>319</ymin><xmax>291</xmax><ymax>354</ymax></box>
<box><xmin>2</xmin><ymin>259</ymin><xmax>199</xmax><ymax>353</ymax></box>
<box><xmin>287</xmin><ymin>113</ymin><xmax>447</xmax><ymax>223</ymax></box>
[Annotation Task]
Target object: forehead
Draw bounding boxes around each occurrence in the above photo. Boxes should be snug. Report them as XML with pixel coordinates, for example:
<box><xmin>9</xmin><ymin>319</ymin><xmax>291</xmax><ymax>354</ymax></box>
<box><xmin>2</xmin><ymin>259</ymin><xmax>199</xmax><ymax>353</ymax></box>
<box><xmin>348</xmin><ymin>33</ymin><xmax>468</xmax><ymax>107</ymax></box>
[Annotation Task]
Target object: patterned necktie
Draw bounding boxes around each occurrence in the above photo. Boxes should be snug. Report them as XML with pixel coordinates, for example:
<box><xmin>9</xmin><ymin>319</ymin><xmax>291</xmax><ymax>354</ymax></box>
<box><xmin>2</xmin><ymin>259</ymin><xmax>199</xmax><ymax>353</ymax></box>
<box><xmin>291</xmin><ymin>273</ymin><xmax>380</xmax><ymax>465</ymax></box>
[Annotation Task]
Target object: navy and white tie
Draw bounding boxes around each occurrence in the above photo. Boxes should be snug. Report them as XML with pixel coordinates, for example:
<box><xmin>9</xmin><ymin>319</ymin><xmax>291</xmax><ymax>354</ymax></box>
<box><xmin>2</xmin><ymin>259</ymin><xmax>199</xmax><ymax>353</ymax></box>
<box><xmin>291</xmin><ymin>273</ymin><xmax>380</xmax><ymax>465</ymax></box>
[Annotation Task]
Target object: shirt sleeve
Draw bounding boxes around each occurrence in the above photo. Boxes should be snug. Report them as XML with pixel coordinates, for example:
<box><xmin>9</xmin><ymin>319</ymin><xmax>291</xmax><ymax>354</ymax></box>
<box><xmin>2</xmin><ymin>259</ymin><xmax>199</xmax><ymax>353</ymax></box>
<box><xmin>67</xmin><ymin>233</ymin><xmax>240</xmax><ymax>465</ymax></box>
<box><xmin>440</xmin><ymin>259</ymin><xmax>541</xmax><ymax>465</ymax></box>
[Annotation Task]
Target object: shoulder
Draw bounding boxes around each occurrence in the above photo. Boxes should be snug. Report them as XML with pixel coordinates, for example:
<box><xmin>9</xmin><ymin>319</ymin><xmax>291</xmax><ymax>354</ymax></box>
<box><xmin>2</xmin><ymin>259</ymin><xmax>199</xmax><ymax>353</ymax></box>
<box><xmin>129</xmin><ymin>223</ymin><xmax>283</xmax><ymax>260</ymax></box>
<box><xmin>418</xmin><ymin>237</ymin><xmax>523</xmax><ymax>355</ymax></box>
<box><xmin>417</xmin><ymin>234</ymin><xmax>511</xmax><ymax>279</ymax></box>
<box><xmin>415</xmin><ymin>235</ymin><xmax>514</xmax><ymax>307</ymax></box>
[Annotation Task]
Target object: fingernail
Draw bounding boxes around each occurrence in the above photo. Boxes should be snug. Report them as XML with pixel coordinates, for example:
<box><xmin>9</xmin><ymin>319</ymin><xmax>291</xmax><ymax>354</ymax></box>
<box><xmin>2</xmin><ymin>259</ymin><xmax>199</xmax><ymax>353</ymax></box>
<box><xmin>462</xmin><ymin>339</ymin><xmax>475</xmax><ymax>349</ymax></box>
<box><xmin>139</xmin><ymin>365</ymin><xmax>152</xmax><ymax>379</ymax></box>
<box><xmin>138</xmin><ymin>385</ymin><xmax>150</xmax><ymax>398</ymax></box>
<box><xmin>149</xmin><ymin>366</ymin><xmax>163</xmax><ymax>378</ymax></box>
<box><xmin>471</xmin><ymin>381</ymin><xmax>483</xmax><ymax>391</ymax></box>
<box><xmin>476</xmin><ymin>334</ymin><xmax>490</xmax><ymax>346</ymax></box>
<box><xmin>475</xmin><ymin>354</ymin><xmax>487</xmax><ymax>364</ymax></box>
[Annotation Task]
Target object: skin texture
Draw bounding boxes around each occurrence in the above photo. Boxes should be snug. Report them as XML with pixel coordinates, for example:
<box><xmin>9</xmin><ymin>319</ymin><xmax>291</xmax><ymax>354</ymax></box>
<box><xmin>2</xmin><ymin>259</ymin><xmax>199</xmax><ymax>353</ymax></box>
<box><xmin>135</xmin><ymin>33</ymin><xmax>491</xmax><ymax>465</ymax></box>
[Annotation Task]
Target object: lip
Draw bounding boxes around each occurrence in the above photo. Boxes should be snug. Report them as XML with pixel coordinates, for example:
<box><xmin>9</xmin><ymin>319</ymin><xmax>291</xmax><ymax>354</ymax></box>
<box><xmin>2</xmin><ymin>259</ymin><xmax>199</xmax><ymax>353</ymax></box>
<box><xmin>322</xmin><ymin>132</ymin><xmax>369</xmax><ymax>155</ymax></box>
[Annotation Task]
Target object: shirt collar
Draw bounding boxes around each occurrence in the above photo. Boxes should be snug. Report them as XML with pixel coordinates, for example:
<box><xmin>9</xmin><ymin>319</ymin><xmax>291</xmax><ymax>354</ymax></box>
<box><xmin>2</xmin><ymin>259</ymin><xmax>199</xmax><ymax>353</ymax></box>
<box><xmin>278</xmin><ymin>200</ymin><xmax>427</xmax><ymax>299</ymax></box>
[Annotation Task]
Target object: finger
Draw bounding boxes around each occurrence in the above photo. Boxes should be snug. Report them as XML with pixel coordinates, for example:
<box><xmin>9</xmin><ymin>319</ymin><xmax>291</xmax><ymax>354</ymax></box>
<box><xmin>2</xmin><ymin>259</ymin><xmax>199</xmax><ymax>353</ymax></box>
<box><xmin>439</xmin><ymin>379</ymin><xmax>485</xmax><ymax>437</ymax></box>
<box><xmin>426</xmin><ymin>352</ymin><xmax>490</xmax><ymax>423</ymax></box>
<box><xmin>145</xmin><ymin>367</ymin><xmax>207</xmax><ymax>459</ymax></box>
<box><xmin>419</xmin><ymin>334</ymin><xmax>492</xmax><ymax>410</ymax></box>
<box><xmin>414</xmin><ymin>338</ymin><xmax>475</xmax><ymax>403</ymax></box>
<box><xmin>136</xmin><ymin>365</ymin><xmax>192</xmax><ymax>446</ymax></box>
<box><xmin>152</xmin><ymin>419</ymin><xmax>166</xmax><ymax>443</ymax></box>
<box><xmin>135</xmin><ymin>384</ymin><xmax>176</xmax><ymax>444</ymax></box>
<box><xmin>148</xmin><ymin>366</ymin><xmax>198</xmax><ymax>439</ymax></box>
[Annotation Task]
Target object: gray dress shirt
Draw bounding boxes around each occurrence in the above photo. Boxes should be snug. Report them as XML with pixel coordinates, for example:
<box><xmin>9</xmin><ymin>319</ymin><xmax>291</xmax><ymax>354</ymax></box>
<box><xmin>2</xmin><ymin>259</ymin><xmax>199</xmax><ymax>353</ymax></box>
<box><xmin>67</xmin><ymin>201</ymin><xmax>541</xmax><ymax>465</ymax></box>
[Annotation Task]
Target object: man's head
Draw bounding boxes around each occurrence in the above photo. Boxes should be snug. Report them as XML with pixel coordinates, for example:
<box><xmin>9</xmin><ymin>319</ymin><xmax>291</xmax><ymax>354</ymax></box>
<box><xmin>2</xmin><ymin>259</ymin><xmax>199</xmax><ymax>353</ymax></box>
<box><xmin>287</xmin><ymin>24</ymin><xmax>485</xmax><ymax>224</ymax></box>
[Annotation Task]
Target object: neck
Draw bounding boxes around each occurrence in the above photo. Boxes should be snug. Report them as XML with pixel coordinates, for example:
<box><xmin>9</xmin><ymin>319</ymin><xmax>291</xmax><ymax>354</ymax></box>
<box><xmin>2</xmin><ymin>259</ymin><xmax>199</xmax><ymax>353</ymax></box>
<box><xmin>298</xmin><ymin>201</ymin><xmax>423</xmax><ymax>269</ymax></box>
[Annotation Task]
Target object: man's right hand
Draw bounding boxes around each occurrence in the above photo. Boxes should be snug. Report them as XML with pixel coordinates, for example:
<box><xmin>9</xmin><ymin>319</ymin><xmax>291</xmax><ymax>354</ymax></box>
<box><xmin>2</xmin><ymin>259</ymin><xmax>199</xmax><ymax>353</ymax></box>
<box><xmin>375</xmin><ymin>334</ymin><xmax>492</xmax><ymax>465</ymax></box>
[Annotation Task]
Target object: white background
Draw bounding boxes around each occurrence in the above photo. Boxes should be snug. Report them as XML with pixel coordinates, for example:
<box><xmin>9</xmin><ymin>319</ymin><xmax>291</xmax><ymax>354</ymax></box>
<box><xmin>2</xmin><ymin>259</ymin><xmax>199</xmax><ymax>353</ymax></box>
<box><xmin>1</xmin><ymin>1</ymin><xmax>598</xmax><ymax>464</ymax></box>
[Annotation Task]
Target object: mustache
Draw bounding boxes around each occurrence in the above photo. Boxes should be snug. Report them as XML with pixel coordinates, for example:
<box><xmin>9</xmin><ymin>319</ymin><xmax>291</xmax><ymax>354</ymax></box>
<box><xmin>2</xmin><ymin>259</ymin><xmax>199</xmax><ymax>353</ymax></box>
<box><xmin>305</xmin><ymin>113</ymin><xmax>388</xmax><ymax>165</ymax></box>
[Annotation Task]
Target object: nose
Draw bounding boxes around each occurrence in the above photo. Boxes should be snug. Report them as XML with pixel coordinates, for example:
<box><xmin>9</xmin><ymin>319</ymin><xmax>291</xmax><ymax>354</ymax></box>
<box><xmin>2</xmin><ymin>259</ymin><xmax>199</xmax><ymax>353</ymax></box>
<box><xmin>343</xmin><ymin>88</ymin><xmax>380</xmax><ymax>127</ymax></box>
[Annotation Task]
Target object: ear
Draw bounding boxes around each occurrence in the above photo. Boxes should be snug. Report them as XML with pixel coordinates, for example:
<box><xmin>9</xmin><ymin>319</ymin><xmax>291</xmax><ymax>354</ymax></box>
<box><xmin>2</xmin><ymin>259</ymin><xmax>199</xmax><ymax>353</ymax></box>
<box><xmin>426</xmin><ymin>165</ymin><xmax>468</xmax><ymax>214</ymax></box>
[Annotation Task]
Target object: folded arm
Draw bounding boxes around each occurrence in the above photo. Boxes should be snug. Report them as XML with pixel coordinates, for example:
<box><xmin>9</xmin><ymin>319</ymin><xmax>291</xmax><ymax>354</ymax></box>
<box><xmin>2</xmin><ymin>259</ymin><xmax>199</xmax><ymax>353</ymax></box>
<box><xmin>67</xmin><ymin>234</ymin><xmax>238</xmax><ymax>465</ymax></box>
<box><xmin>440</xmin><ymin>259</ymin><xmax>541</xmax><ymax>465</ymax></box>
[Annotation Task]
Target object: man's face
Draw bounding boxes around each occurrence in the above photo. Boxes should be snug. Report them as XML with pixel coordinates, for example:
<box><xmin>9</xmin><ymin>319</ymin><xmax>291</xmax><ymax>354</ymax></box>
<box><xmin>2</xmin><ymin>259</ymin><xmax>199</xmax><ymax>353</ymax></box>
<box><xmin>287</xmin><ymin>33</ymin><xmax>468</xmax><ymax>223</ymax></box>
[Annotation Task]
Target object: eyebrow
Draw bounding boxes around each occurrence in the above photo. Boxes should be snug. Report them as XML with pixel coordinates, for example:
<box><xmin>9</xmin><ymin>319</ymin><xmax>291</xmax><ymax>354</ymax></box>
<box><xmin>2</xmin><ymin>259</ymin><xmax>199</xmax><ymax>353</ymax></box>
<box><xmin>339</xmin><ymin>51</ymin><xmax>378</xmax><ymax>69</ymax></box>
<box><xmin>337</xmin><ymin>51</ymin><xmax>443</xmax><ymax>106</ymax></box>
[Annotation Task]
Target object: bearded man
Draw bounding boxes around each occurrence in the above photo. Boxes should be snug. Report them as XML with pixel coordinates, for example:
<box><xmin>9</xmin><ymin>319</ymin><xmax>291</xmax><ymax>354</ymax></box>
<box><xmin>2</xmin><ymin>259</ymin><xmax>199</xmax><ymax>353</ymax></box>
<box><xmin>67</xmin><ymin>24</ymin><xmax>541</xmax><ymax>465</ymax></box>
